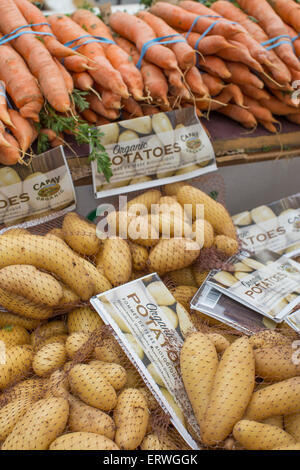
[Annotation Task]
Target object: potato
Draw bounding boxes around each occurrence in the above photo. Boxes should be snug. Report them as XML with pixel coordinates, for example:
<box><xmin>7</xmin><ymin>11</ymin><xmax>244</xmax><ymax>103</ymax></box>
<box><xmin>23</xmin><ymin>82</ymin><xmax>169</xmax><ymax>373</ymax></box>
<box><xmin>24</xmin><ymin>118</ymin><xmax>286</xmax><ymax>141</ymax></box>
<box><xmin>118</xmin><ymin>129</ymin><xmax>139</xmax><ymax>142</ymax></box>
<box><xmin>202</xmin><ymin>337</ymin><xmax>255</xmax><ymax>446</ymax></box>
<box><xmin>180</xmin><ymin>332</ymin><xmax>218</xmax><ymax>427</ymax></box>
<box><xmin>128</xmin><ymin>215</ymin><xmax>159</xmax><ymax>248</ymax></box>
<box><xmin>33</xmin><ymin>342</ymin><xmax>67</xmax><ymax>377</ymax></box>
<box><xmin>147</xmin><ymin>281</ymin><xmax>175</xmax><ymax>306</ymax></box>
<box><xmin>102</xmin><ymin>237</ymin><xmax>132</xmax><ymax>286</ymax></box>
<box><xmin>2</xmin><ymin>397</ymin><xmax>69</xmax><ymax>450</ymax></box>
<box><xmin>35</xmin><ymin>335</ymin><xmax>67</xmax><ymax>351</ymax></box>
<box><xmin>65</xmin><ymin>332</ymin><xmax>90</xmax><ymax>359</ymax></box>
<box><xmin>68</xmin><ymin>394</ymin><xmax>115</xmax><ymax>439</ymax></box>
<box><xmin>170</xmin><ymin>285</ymin><xmax>198</xmax><ymax>311</ymax></box>
<box><xmin>284</xmin><ymin>414</ymin><xmax>300</xmax><ymax>441</ymax></box>
<box><xmin>89</xmin><ymin>360</ymin><xmax>127</xmax><ymax>390</ymax></box>
<box><xmin>99</xmin><ymin>122</ymin><xmax>119</xmax><ymax>145</ymax></box>
<box><xmin>67</xmin><ymin>307</ymin><xmax>103</xmax><ymax>334</ymax></box>
<box><xmin>128</xmin><ymin>241</ymin><xmax>148</xmax><ymax>271</ymax></box>
<box><xmin>192</xmin><ymin>219</ymin><xmax>214</xmax><ymax>249</ymax></box>
<box><xmin>251</xmin><ymin>206</ymin><xmax>276</xmax><ymax>224</ymax></box>
<box><xmin>0</xmin><ymin>312</ymin><xmax>40</xmax><ymax>332</ymax></box>
<box><xmin>176</xmin><ymin>303</ymin><xmax>195</xmax><ymax>338</ymax></box>
<box><xmin>68</xmin><ymin>363</ymin><xmax>117</xmax><ymax>411</ymax></box>
<box><xmin>152</xmin><ymin>113</ymin><xmax>173</xmax><ymax>145</ymax></box>
<box><xmin>0</xmin><ymin>345</ymin><xmax>33</xmax><ymax>390</ymax></box>
<box><xmin>164</xmin><ymin>182</ymin><xmax>186</xmax><ymax>197</ymax></box>
<box><xmin>0</xmin><ymin>234</ymin><xmax>94</xmax><ymax>301</ymax></box>
<box><xmin>0</xmin><ymin>396</ymin><xmax>34</xmax><ymax>441</ymax></box>
<box><xmin>31</xmin><ymin>321</ymin><xmax>68</xmax><ymax>348</ymax></box>
<box><xmin>0</xmin><ymin>325</ymin><xmax>30</xmax><ymax>348</ymax></box>
<box><xmin>80</xmin><ymin>257</ymin><xmax>112</xmax><ymax>295</ymax></box>
<box><xmin>192</xmin><ymin>267</ymin><xmax>209</xmax><ymax>287</ymax></box>
<box><xmin>207</xmin><ymin>333</ymin><xmax>230</xmax><ymax>353</ymax></box>
<box><xmin>94</xmin><ymin>336</ymin><xmax>129</xmax><ymax>367</ymax></box>
<box><xmin>141</xmin><ymin>432</ymin><xmax>178</xmax><ymax>450</ymax></box>
<box><xmin>121</xmin><ymin>115</ymin><xmax>152</xmax><ymax>134</ymax></box>
<box><xmin>0</xmin><ymin>377</ymin><xmax>46</xmax><ymax>404</ymax></box>
<box><xmin>137</xmin><ymin>387</ymin><xmax>158</xmax><ymax>411</ymax></box>
<box><xmin>44</xmin><ymin>369</ymin><xmax>69</xmax><ymax>399</ymax></box>
<box><xmin>167</xmin><ymin>267</ymin><xmax>197</xmax><ymax>287</ymax></box>
<box><xmin>156</xmin><ymin>212</ymin><xmax>192</xmax><ymax>239</ymax></box>
<box><xmin>114</xmin><ymin>388</ymin><xmax>149</xmax><ymax>450</ymax></box>
<box><xmin>213</xmin><ymin>235</ymin><xmax>239</xmax><ymax>257</ymax></box>
<box><xmin>213</xmin><ymin>271</ymin><xmax>237</xmax><ymax>287</ymax></box>
<box><xmin>253</xmin><ymin>344</ymin><xmax>300</xmax><ymax>381</ymax></box>
<box><xmin>103</xmin><ymin>303</ymin><xmax>131</xmax><ymax>334</ymax></box>
<box><xmin>154</xmin><ymin>197</ymin><xmax>183</xmax><ymax>218</ymax></box>
<box><xmin>127</xmin><ymin>190</ymin><xmax>161</xmax><ymax>212</ymax></box>
<box><xmin>58</xmin><ymin>283</ymin><xmax>80</xmax><ymax>308</ymax></box>
<box><xmin>0</xmin><ymin>287</ymin><xmax>52</xmax><ymax>320</ymax></box>
<box><xmin>148</xmin><ymin>238</ymin><xmax>201</xmax><ymax>275</ymax></box>
<box><xmin>125</xmin><ymin>367</ymin><xmax>144</xmax><ymax>389</ymax></box>
<box><xmin>263</xmin><ymin>416</ymin><xmax>284</xmax><ymax>429</ymax></box>
<box><xmin>245</xmin><ymin>377</ymin><xmax>300</xmax><ymax>421</ymax></box>
<box><xmin>233</xmin><ymin>420</ymin><xmax>295</xmax><ymax>450</ymax></box>
<box><xmin>249</xmin><ymin>330</ymin><xmax>290</xmax><ymax>349</ymax></box>
<box><xmin>49</xmin><ymin>432</ymin><xmax>119</xmax><ymax>450</ymax></box>
<box><xmin>177</xmin><ymin>185</ymin><xmax>237</xmax><ymax>239</ymax></box>
<box><xmin>62</xmin><ymin>212</ymin><xmax>100</xmax><ymax>256</ymax></box>
<box><xmin>274</xmin><ymin>444</ymin><xmax>300</xmax><ymax>450</ymax></box>
<box><xmin>232</xmin><ymin>211</ymin><xmax>252</xmax><ymax>226</ymax></box>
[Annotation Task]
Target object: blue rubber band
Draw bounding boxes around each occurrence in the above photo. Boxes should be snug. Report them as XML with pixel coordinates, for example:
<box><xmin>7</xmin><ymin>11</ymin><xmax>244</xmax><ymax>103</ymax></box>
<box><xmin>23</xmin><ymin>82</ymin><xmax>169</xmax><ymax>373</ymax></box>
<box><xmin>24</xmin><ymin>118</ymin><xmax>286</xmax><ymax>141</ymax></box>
<box><xmin>185</xmin><ymin>14</ymin><xmax>237</xmax><ymax>39</ymax></box>
<box><xmin>261</xmin><ymin>34</ymin><xmax>294</xmax><ymax>51</ymax></box>
<box><xmin>0</xmin><ymin>23</ymin><xmax>54</xmax><ymax>46</ymax></box>
<box><xmin>136</xmin><ymin>34</ymin><xmax>185</xmax><ymax>69</ymax></box>
<box><xmin>64</xmin><ymin>35</ymin><xmax>115</xmax><ymax>50</ymax></box>
<box><xmin>0</xmin><ymin>84</ymin><xmax>13</xmax><ymax>109</ymax></box>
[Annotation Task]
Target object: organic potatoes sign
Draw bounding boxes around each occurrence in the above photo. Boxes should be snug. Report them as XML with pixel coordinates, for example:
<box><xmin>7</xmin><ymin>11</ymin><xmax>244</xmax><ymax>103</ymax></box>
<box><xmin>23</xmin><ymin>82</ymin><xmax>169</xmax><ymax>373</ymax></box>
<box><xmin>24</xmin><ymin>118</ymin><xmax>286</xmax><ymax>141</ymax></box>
<box><xmin>91</xmin><ymin>107</ymin><xmax>216</xmax><ymax>198</ymax></box>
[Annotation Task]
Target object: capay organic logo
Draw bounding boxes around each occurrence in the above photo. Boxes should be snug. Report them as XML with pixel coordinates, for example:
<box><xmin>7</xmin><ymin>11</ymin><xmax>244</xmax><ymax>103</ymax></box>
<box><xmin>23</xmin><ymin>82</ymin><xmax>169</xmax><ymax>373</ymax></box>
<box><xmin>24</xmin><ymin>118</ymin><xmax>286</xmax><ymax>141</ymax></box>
<box><xmin>95</xmin><ymin>196</ymin><xmax>205</xmax><ymax>249</ymax></box>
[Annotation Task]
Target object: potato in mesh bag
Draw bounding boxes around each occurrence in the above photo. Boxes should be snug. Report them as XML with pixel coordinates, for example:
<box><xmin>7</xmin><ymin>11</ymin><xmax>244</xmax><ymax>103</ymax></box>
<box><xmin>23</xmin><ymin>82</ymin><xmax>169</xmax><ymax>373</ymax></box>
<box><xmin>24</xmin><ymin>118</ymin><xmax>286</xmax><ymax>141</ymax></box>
<box><xmin>32</xmin><ymin>342</ymin><xmax>67</xmax><ymax>377</ymax></box>
<box><xmin>170</xmin><ymin>285</ymin><xmax>198</xmax><ymax>311</ymax></box>
<box><xmin>62</xmin><ymin>212</ymin><xmax>100</xmax><ymax>256</ymax></box>
<box><xmin>0</xmin><ymin>345</ymin><xmax>33</xmax><ymax>390</ymax></box>
<box><xmin>49</xmin><ymin>432</ymin><xmax>119</xmax><ymax>450</ymax></box>
<box><xmin>67</xmin><ymin>307</ymin><xmax>104</xmax><ymax>334</ymax></box>
<box><xmin>102</xmin><ymin>237</ymin><xmax>132</xmax><ymax>286</ymax></box>
<box><xmin>65</xmin><ymin>332</ymin><xmax>92</xmax><ymax>359</ymax></box>
<box><xmin>127</xmin><ymin>189</ymin><xmax>161</xmax><ymax>212</ymax></box>
<box><xmin>233</xmin><ymin>420</ymin><xmax>295</xmax><ymax>451</ymax></box>
<box><xmin>192</xmin><ymin>219</ymin><xmax>214</xmax><ymax>249</ymax></box>
<box><xmin>89</xmin><ymin>360</ymin><xmax>127</xmax><ymax>390</ymax></box>
<box><xmin>213</xmin><ymin>235</ymin><xmax>239</xmax><ymax>257</ymax></box>
<box><xmin>128</xmin><ymin>241</ymin><xmax>148</xmax><ymax>272</ymax></box>
<box><xmin>2</xmin><ymin>397</ymin><xmax>69</xmax><ymax>450</ymax></box>
<box><xmin>0</xmin><ymin>325</ymin><xmax>30</xmax><ymax>348</ymax></box>
<box><xmin>167</xmin><ymin>267</ymin><xmax>197</xmax><ymax>287</ymax></box>
<box><xmin>0</xmin><ymin>287</ymin><xmax>52</xmax><ymax>320</ymax></box>
<box><xmin>148</xmin><ymin>238</ymin><xmax>201</xmax><ymax>275</ymax></box>
<box><xmin>0</xmin><ymin>396</ymin><xmax>35</xmax><ymax>441</ymax></box>
<box><xmin>0</xmin><ymin>234</ymin><xmax>94</xmax><ymax>301</ymax></box>
<box><xmin>128</xmin><ymin>215</ymin><xmax>159</xmax><ymax>248</ymax></box>
<box><xmin>0</xmin><ymin>377</ymin><xmax>46</xmax><ymax>405</ymax></box>
<box><xmin>0</xmin><ymin>312</ymin><xmax>40</xmax><ymax>330</ymax></box>
<box><xmin>141</xmin><ymin>431</ymin><xmax>179</xmax><ymax>450</ymax></box>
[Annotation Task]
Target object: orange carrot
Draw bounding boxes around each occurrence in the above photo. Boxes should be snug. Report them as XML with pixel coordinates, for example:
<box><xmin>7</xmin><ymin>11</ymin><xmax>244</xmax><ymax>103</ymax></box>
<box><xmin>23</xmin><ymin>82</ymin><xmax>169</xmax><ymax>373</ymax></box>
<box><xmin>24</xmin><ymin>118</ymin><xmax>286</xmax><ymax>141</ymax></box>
<box><xmin>259</xmin><ymin>120</ymin><xmax>278</xmax><ymax>133</ymax></box>
<box><xmin>48</xmin><ymin>15</ymin><xmax>128</xmax><ymax>98</ymax></box>
<box><xmin>14</xmin><ymin>0</ymin><xmax>75</xmax><ymax>58</ymax></box>
<box><xmin>122</xmin><ymin>97</ymin><xmax>143</xmax><ymax>118</ymax></box>
<box><xmin>81</xmin><ymin>109</ymin><xmax>98</xmax><ymax>123</ymax></box>
<box><xmin>271</xmin><ymin>89</ymin><xmax>299</xmax><ymax>108</ymax></box>
<box><xmin>221</xmin><ymin>83</ymin><xmax>244</xmax><ymax>107</ymax></box>
<box><xmin>269</xmin><ymin>0</ymin><xmax>300</xmax><ymax>33</ymax></box>
<box><xmin>240</xmin><ymin>84</ymin><xmax>271</xmax><ymax>101</ymax></box>
<box><xmin>225</xmin><ymin>62</ymin><xmax>264</xmax><ymax>89</ymax></box>
<box><xmin>0</xmin><ymin>121</ymin><xmax>11</xmax><ymax>148</ymax></box>
<box><xmin>137</xmin><ymin>11</ymin><xmax>196</xmax><ymax>70</ymax></box>
<box><xmin>142</xmin><ymin>105</ymin><xmax>160</xmax><ymax>115</ymax></box>
<box><xmin>95</xmin><ymin>84</ymin><xmax>121</xmax><ymax>110</ymax></box>
<box><xmin>7</xmin><ymin>109</ymin><xmax>34</xmax><ymax>154</ymax></box>
<box><xmin>0</xmin><ymin>85</ymin><xmax>13</xmax><ymax>127</ymax></box>
<box><xmin>218</xmin><ymin>104</ymin><xmax>257</xmax><ymax>128</ymax></box>
<box><xmin>198</xmin><ymin>56</ymin><xmax>231</xmax><ymax>80</ymax></box>
<box><xmin>63</xmin><ymin>55</ymin><xmax>91</xmax><ymax>73</ymax></box>
<box><xmin>109</xmin><ymin>11</ymin><xmax>178</xmax><ymax>71</ymax></box>
<box><xmin>184</xmin><ymin>32</ymin><xmax>233</xmax><ymax>55</ymax></box>
<box><xmin>72</xmin><ymin>9</ymin><xmax>144</xmax><ymax>101</ymax></box>
<box><xmin>196</xmin><ymin>84</ymin><xmax>242</xmax><ymax>111</ymax></box>
<box><xmin>151</xmin><ymin>2</ymin><xmax>241</xmax><ymax>38</ymax></box>
<box><xmin>202</xmin><ymin>73</ymin><xmax>226</xmax><ymax>96</ymax></box>
<box><xmin>243</xmin><ymin>96</ymin><xmax>276</xmax><ymax>122</ymax></box>
<box><xmin>40</xmin><ymin>128</ymin><xmax>57</xmax><ymax>142</ymax></box>
<box><xmin>212</xmin><ymin>0</ymin><xmax>291</xmax><ymax>85</ymax></box>
<box><xmin>0</xmin><ymin>38</ymin><xmax>43</xmax><ymax>121</ymax></box>
<box><xmin>53</xmin><ymin>58</ymin><xmax>74</xmax><ymax>95</ymax></box>
<box><xmin>95</xmin><ymin>117</ymin><xmax>110</xmax><ymax>126</ymax></box>
<box><xmin>0</xmin><ymin>0</ymin><xmax>70</xmax><ymax>113</ymax></box>
<box><xmin>218</xmin><ymin>40</ymin><xmax>263</xmax><ymax>73</ymax></box>
<box><xmin>0</xmin><ymin>133</ymin><xmax>20</xmax><ymax>165</ymax></box>
<box><xmin>86</xmin><ymin>94</ymin><xmax>120</xmax><ymax>120</ymax></box>
<box><xmin>185</xmin><ymin>67</ymin><xmax>208</xmax><ymax>97</ymax></box>
<box><xmin>286</xmin><ymin>114</ymin><xmax>300</xmax><ymax>125</ymax></box>
<box><xmin>285</xmin><ymin>24</ymin><xmax>300</xmax><ymax>59</ymax></box>
<box><xmin>236</xmin><ymin>0</ymin><xmax>300</xmax><ymax>72</ymax></box>
<box><xmin>260</xmin><ymin>96</ymin><xmax>300</xmax><ymax>115</ymax></box>
<box><xmin>72</xmin><ymin>72</ymin><xmax>94</xmax><ymax>91</ymax></box>
<box><xmin>165</xmin><ymin>69</ymin><xmax>190</xmax><ymax>100</ymax></box>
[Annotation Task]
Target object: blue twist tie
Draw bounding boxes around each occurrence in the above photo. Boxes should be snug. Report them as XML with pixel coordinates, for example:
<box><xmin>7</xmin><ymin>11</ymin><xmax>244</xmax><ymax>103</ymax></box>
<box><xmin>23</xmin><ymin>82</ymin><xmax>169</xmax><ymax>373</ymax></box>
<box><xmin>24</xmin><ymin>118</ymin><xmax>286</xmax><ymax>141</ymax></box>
<box><xmin>136</xmin><ymin>34</ymin><xmax>186</xmax><ymax>69</ymax></box>
<box><xmin>261</xmin><ymin>34</ymin><xmax>293</xmax><ymax>51</ymax></box>
<box><xmin>185</xmin><ymin>14</ymin><xmax>238</xmax><ymax>39</ymax></box>
<box><xmin>0</xmin><ymin>83</ymin><xmax>13</xmax><ymax>109</ymax></box>
<box><xmin>0</xmin><ymin>23</ymin><xmax>54</xmax><ymax>46</ymax></box>
<box><xmin>64</xmin><ymin>35</ymin><xmax>116</xmax><ymax>51</ymax></box>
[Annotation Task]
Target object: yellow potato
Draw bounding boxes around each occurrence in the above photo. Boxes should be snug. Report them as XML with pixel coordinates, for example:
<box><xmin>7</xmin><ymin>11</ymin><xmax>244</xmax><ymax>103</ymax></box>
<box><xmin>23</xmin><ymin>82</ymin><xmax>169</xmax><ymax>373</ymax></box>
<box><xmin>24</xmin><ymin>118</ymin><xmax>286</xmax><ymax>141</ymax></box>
<box><xmin>2</xmin><ymin>397</ymin><xmax>69</xmax><ymax>450</ymax></box>
<box><xmin>114</xmin><ymin>388</ymin><xmax>149</xmax><ymax>450</ymax></box>
<box><xmin>147</xmin><ymin>281</ymin><xmax>175</xmax><ymax>305</ymax></box>
<box><xmin>207</xmin><ymin>333</ymin><xmax>230</xmax><ymax>353</ymax></box>
<box><xmin>124</xmin><ymin>333</ymin><xmax>144</xmax><ymax>360</ymax></box>
<box><xmin>141</xmin><ymin>432</ymin><xmax>178</xmax><ymax>450</ymax></box>
<box><xmin>93</xmin><ymin>335</ymin><xmax>130</xmax><ymax>367</ymax></box>
<box><xmin>176</xmin><ymin>303</ymin><xmax>195</xmax><ymax>338</ymax></box>
<box><xmin>263</xmin><ymin>416</ymin><xmax>284</xmax><ymax>429</ymax></box>
<box><xmin>170</xmin><ymin>285</ymin><xmax>198</xmax><ymax>311</ymax></box>
<box><xmin>0</xmin><ymin>325</ymin><xmax>30</xmax><ymax>348</ymax></box>
<box><xmin>32</xmin><ymin>342</ymin><xmax>67</xmax><ymax>377</ymax></box>
<box><xmin>125</xmin><ymin>367</ymin><xmax>144</xmax><ymax>389</ymax></box>
<box><xmin>0</xmin><ymin>345</ymin><xmax>33</xmax><ymax>390</ymax></box>
<box><xmin>213</xmin><ymin>235</ymin><xmax>239</xmax><ymax>257</ymax></box>
<box><xmin>233</xmin><ymin>420</ymin><xmax>295</xmax><ymax>450</ymax></box>
<box><xmin>0</xmin><ymin>396</ymin><xmax>34</xmax><ymax>441</ymax></box>
<box><xmin>0</xmin><ymin>287</ymin><xmax>52</xmax><ymax>320</ymax></box>
<box><xmin>80</xmin><ymin>257</ymin><xmax>112</xmax><ymax>295</ymax></box>
<box><xmin>254</xmin><ymin>344</ymin><xmax>300</xmax><ymax>381</ymax></box>
<box><xmin>0</xmin><ymin>312</ymin><xmax>40</xmax><ymax>330</ymax></box>
<box><xmin>147</xmin><ymin>363</ymin><xmax>165</xmax><ymax>387</ymax></box>
<box><xmin>284</xmin><ymin>413</ymin><xmax>300</xmax><ymax>441</ymax></box>
<box><xmin>167</xmin><ymin>267</ymin><xmax>197</xmax><ymax>287</ymax></box>
<box><xmin>35</xmin><ymin>335</ymin><xmax>67</xmax><ymax>351</ymax></box>
<box><xmin>67</xmin><ymin>307</ymin><xmax>104</xmax><ymax>334</ymax></box>
<box><xmin>44</xmin><ymin>369</ymin><xmax>69</xmax><ymax>399</ymax></box>
<box><xmin>89</xmin><ymin>360</ymin><xmax>127</xmax><ymax>390</ymax></box>
<box><xmin>49</xmin><ymin>432</ymin><xmax>119</xmax><ymax>450</ymax></box>
<box><xmin>192</xmin><ymin>219</ymin><xmax>214</xmax><ymax>249</ymax></box>
<box><xmin>128</xmin><ymin>241</ymin><xmax>148</xmax><ymax>271</ymax></box>
<box><xmin>127</xmin><ymin>190</ymin><xmax>161</xmax><ymax>212</ymax></box>
<box><xmin>65</xmin><ymin>332</ymin><xmax>90</xmax><ymax>359</ymax></box>
<box><xmin>31</xmin><ymin>321</ymin><xmax>68</xmax><ymax>348</ymax></box>
<box><xmin>68</xmin><ymin>363</ymin><xmax>117</xmax><ymax>411</ymax></box>
<box><xmin>62</xmin><ymin>212</ymin><xmax>100</xmax><ymax>256</ymax></box>
<box><xmin>0</xmin><ymin>377</ymin><xmax>46</xmax><ymax>404</ymax></box>
<box><xmin>58</xmin><ymin>283</ymin><xmax>80</xmax><ymax>308</ymax></box>
<box><xmin>163</xmin><ymin>182</ymin><xmax>186</xmax><ymax>197</ymax></box>
<box><xmin>102</xmin><ymin>237</ymin><xmax>132</xmax><ymax>286</ymax></box>
<box><xmin>128</xmin><ymin>215</ymin><xmax>159</xmax><ymax>248</ymax></box>
<box><xmin>192</xmin><ymin>267</ymin><xmax>210</xmax><ymax>287</ymax></box>
<box><xmin>137</xmin><ymin>387</ymin><xmax>158</xmax><ymax>411</ymax></box>
<box><xmin>160</xmin><ymin>388</ymin><xmax>185</xmax><ymax>424</ymax></box>
<box><xmin>148</xmin><ymin>238</ymin><xmax>201</xmax><ymax>275</ymax></box>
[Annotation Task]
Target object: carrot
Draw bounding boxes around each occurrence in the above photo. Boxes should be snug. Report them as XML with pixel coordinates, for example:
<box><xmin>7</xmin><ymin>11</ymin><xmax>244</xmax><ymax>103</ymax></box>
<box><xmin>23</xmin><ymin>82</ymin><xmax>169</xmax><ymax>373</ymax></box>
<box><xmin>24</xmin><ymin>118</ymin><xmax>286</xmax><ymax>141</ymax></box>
<box><xmin>63</xmin><ymin>55</ymin><xmax>91</xmax><ymax>73</ymax></box>
<box><xmin>0</xmin><ymin>85</ymin><xmax>13</xmax><ymax>127</ymax></box>
<box><xmin>202</xmin><ymin>73</ymin><xmax>226</xmax><ymax>96</ymax></box>
<box><xmin>72</xmin><ymin>9</ymin><xmax>144</xmax><ymax>101</ymax></box>
<box><xmin>271</xmin><ymin>89</ymin><xmax>299</xmax><ymax>108</ymax></box>
<box><xmin>162</xmin><ymin>1</ymin><xmax>242</xmax><ymax>37</ymax></box>
<box><xmin>116</xmin><ymin>37</ymin><xmax>169</xmax><ymax>106</ymax></box>
<box><xmin>122</xmin><ymin>97</ymin><xmax>143</xmax><ymax>118</ymax></box>
<box><xmin>72</xmin><ymin>72</ymin><xmax>94</xmax><ymax>91</ymax></box>
<box><xmin>198</xmin><ymin>56</ymin><xmax>231</xmax><ymax>80</ymax></box>
<box><xmin>259</xmin><ymin>120</ymin><xmax>278</xmax><ymax>133</ymax></box>
<box><xmin>40</xmin><ymin>128</ymin><xmax>57</xmax><ymax>142</ymax></box>
<box><xmin>243</xmin><ymin>96</ymin><xmax>276</xmax><ymax>122</ymax></box>
<box><xmin>196</xmin><ymin>84</ymin><xmax>243</xmax><ymax>111</ymax></box>
<box><xmin>217</xmin><ymin>40</ymin><xmax>263</xmax><ymax>73</ymax></box>
<box><xmin>86</xmin><ymin>94</ymin><xmax>120</xmax><ymax>120</ymax></box>
<box><xmin>95</xmin><ymin>84</ymin><xmax>121</xmax><ymax>110</ymax></box>
<box><xmin>268</xmin><ymin>0</ymin><xmax>300</xmax><ymax>33</ymax></box>
<box><xmin>184</xmin><ymin>32</ymin><xmax>234</xmax><ymax>55</ymax></box>
<box><xmin>137</xmin><ymin>11</ymin><xmax>196</xmax><ymax>70</ymax></box>
<box><xmin>260</xmin><ymin>96</ymin><xmax>300</xmax><ymax>115</ymax></box>
<box><xmin>7</xmin><ymin>109</ymin><xmax>34</xmax><ymax>154</ymax></box>
<box><xmin>0</xmin><ymin>132</ymin><xmax>20</xmax><ymax>165</ymax></box>
<box><xmin>109</xmin><ymin>11</ymin><xmax>178</xmax><ymax>71</ymax></box>
<box><xmin>14</xmin><ymin>0</ymin><xmax>75</xmax><ymax>58</ymax></box>
<box><xmin>81</xmin><ymin>109</ymin><xmax>98</xmax><ymax>123</ymax></box>
<box><xmin>286</xmin><ymin>114</ymin><xmax>300</xmax><ymax>125</ymax></box>
<box><xmin>225</xmin><ymin>62</ymin><xmax>264</xmax><ymax>89</ymax></box>
<box><xmin>50</xmin><ymin>135</ymin><xmax>64</xmax><ymax>148</ymax></box>
<box><xmin>0</xmin><ymin>37</ymin><xmax>43</xmax><ymax>121</ymax></box>
<box><xmin>142</xmin><ymin>105</ymin><xmax>160</xmax><ymax>115</ymax></box>
<box><xmin>48</xmin><ymin>15</ymin><xmax>128</xmax><ymax>99</ymax></box>
<box><xmin>185</xmin><ymin>67</ymin><xmax>208</xmax><ymax>97</ymax></box>
<box><xmin>0</xmin><ymin>0</ymin><xmax>70</xmax><ymax>113</ymax></box>
<box><xmin>95</xmin><ymin>117</ymin><xmax>110</xmax><ymax>126</ymax></box>
<box><xmin>212</xmin><ymin>0</ymin><xmax>291</xmax><ymax>85</ymax></box>
<box><xmin>165</xmin><ymin>69</ymin><xmax>190</xmax><ymax>100</ymax></box>
<box><xmin>221</xmin><ymin>83</ymin><xmax>244</xmax><ymax>107</ymax></box>
<box><xmin>217</xmin><ymin>104</ymin><xmax>257</xmax><ymax>128</ymax></box>
<box><xmin>0</xmin><ymin>121</ymin><xmax>11</xmax><ymax>148</ymax></box>
<box><xmin>240</xmin><ymin>84</ymin><xmax>271</xmax><ymax>101</ymax></box>
<box><xmin>284</xmin><ymin>24</ymin><xmax>300</xmax><ymax>59</ymax></box>
<box><xmin>53</xmin><ymin>58</ymin><xmax>74</xmax><ymax>95</ymax></box>
<box><xmin>236</xmin><ymin>0</ymin><xmax>300</xmax><ymax>72</ymax></box>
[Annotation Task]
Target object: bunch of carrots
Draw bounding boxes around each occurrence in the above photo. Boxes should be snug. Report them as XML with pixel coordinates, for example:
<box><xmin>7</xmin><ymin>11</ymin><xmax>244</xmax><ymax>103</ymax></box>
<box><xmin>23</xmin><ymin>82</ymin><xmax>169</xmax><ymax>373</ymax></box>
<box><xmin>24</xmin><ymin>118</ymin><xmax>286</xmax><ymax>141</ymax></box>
<box><xmin>1</xmin><ymin>0</ymin><xmax>300</xmax><ymax>168</ymax></box>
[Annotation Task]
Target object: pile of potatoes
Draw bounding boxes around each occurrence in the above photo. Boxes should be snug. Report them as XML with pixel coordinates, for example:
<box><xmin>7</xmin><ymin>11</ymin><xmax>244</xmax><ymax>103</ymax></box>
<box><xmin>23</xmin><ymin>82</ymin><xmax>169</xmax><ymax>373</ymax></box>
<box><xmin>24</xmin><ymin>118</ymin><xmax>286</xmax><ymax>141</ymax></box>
<box><xmin>181</xmin><ymin>329</ymin><xmax>300</xmax><ymax>450</ymax></box>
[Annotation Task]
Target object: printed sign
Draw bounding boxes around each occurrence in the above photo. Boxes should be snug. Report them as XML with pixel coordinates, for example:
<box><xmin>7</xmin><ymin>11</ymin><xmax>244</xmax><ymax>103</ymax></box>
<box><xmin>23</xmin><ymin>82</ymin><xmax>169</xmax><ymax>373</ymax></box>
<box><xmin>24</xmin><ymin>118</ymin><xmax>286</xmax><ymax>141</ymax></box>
<box><xmin>92</xmin><ymin>107</ymin><xmax>216</xmax><ymax>198</ymax></box>
<box><xmin>90</xmin><ymin>273</ymin><xmax>200</xmax><ymax>450</ymax></box>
